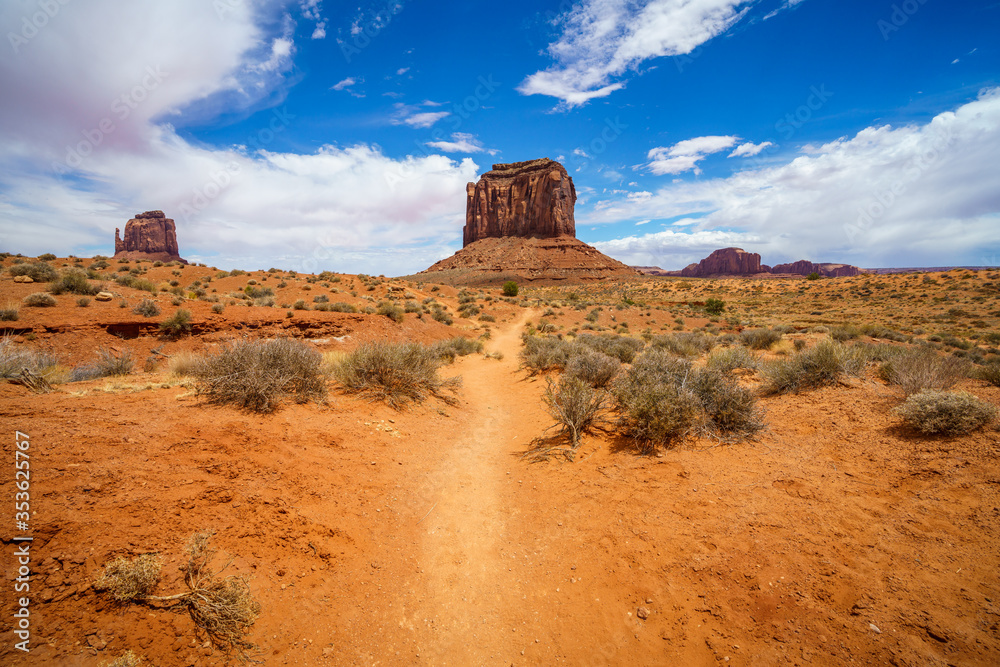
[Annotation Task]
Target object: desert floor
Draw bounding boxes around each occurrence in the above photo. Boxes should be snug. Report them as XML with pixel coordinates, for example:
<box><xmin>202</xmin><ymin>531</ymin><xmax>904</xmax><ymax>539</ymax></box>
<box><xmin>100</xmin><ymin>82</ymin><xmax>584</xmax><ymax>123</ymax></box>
<box><xmin>2</xmin><ymin>258</ymin><xmax>1000</xmax><ymax>666</ymax></box>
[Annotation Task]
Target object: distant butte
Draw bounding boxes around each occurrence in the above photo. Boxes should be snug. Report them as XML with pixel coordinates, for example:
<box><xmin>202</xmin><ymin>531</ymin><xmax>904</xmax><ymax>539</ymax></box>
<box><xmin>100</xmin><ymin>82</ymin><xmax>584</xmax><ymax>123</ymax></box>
<box><xmin>113</xmin><ymin>210</ymin><xmax>187</xmax><ymax>264</ymax></box>
<box><xmin>420</xmin><ymin>158</ymin><xmax>637</xmax><ymax>284</ymax></box>
<box><xmin>677</xmin><ymin>248</ymin><xmax>860</xmax><ymax>278</ymax></box>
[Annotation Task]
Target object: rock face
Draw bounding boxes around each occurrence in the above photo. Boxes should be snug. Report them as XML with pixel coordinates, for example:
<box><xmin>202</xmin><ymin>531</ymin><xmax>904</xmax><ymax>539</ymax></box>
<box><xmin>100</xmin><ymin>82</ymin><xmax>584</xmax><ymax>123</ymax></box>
<box><xmin>680</xmin><ymin>248</ymin><xmax>769</xmax><ymax>278</ymax></box>
<box><xmin>463</xmin><ymin>158</ymin><xmax>576</xmax><ymax>247</ymax></box>
<box><xmin>771</xmin><ymin>260</ymin><xmax>860</xmax><ymax>277</ymax></box>
<box><xmin>113</xmin><ymin>210</ymin><xmax>187</xmax><ymax>263</ymax></box>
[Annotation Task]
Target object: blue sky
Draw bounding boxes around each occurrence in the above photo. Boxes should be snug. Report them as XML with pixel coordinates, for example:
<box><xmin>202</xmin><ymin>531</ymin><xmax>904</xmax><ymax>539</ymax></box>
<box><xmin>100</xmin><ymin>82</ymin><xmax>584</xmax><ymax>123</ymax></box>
<box><xmin>1</xmin><ymin>0</ymin><xmax>998</xmax><ymax>273</ymax></box>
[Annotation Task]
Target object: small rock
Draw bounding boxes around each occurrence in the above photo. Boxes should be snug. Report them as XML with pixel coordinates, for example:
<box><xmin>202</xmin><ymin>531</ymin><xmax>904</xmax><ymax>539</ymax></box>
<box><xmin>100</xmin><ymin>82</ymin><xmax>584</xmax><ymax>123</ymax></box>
<box><xmin>869</xmin><ymin>623</ymin><xmax>881</xmax><ymax>634</ymax></box>
<box><xmin>645</xmin><ymin>598</ymin><xmax>653</xmax><ymax>604</ymax></box>
<box><xmin>637</xmin><ymin>607</ymin><xmax>650</xmax><ymax>620</ymax></box>
<box><xmin>94</xmin><ymin>291</ymin><xmax>114</xmax><ymax>301</ymax></box>
<box><xmin>13</xmin><ymin>275</ymin><xmax>33</xmax><ymax>283</ymax></box>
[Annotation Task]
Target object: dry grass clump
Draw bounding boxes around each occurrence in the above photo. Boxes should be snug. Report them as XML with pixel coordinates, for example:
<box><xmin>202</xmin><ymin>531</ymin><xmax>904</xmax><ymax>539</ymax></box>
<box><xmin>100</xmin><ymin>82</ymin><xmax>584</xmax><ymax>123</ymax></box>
<box><xmin>689</xmin><ymin>368</ymin><xmax>765</xmax><ymax>436</ymax></box>
<box><xmin>23</xmin><ymin>292</ymin><xmax>57</xmax><ymax>307</ymax></box>
<box><xmin>975</xmin><ymin>362</ymin><xmax>1000</xmax><ymax>387</ymax></box>
<box><xmin>575</xmin><ymin>333</ymin><xmax>644</xmax><ymax>363</ymax></box>
<box><xmin>740</xmin><ymin>328</ymin><xmax>782</xmax><ymax>350</ymax></box>
<box><xmin>543</xmin><ymin>376</ymin><xmax>609</xmax><ymax>448</ymax></box>
<box><xmin>193</xmin><ymin>338</ymin><xmax>326</xmax><ymax>412</ymax></box>
<box><xmin>706</xmin><ymin>345</ymin><xmax>759</xmax><ymax>372</ymax></box>
<box><xmin>49</xmin><ymin>267</ymin><xmax>100</xmax><ymax>295</ymax></box>
<box><xmin>878</xmin><ymin>347</ymin><xmax>970</xmax><ymax>396</ymax></box>
<box><xmin>895</xmin><ymin>390</ymin><xmax>996</xmax><ymax>435</ymax></box>
<box><xmin>0</xmin><ymin>302</ymin><xmax>18</xmax><ymax>321</ymax></box>
<box><xmin>70</xmin><ymin>347</ymin><xmax>134</xmax><ymax>382</ymax></box>
<box><xmin>99</xmin><ymin>651</ymin><xmax>144</xmax><ymax>667</ymax></box>
<box><xmin>564</xmin><ymin>347</ymin><xmax>621</xmax><ymax>388</ymax></box>
<box><xmin>168</xmin><ymin>351</ymin><xmax>204</xmax><ymax>377</ymax></box>
<box><xmin>650</xmin><ymin>332</ymin><xmax>716</xmax><ymax>358</ymax></box>
<box><xmin>760</xmin><ymin>339</ymin><xmax>864</xmax><ymax>394</ymax></box>
<box><xmin>96</xmin><ymin>553</ymin><xmax>163</xmax><ymax>602</ymax></box>
<box><xmin>377</xmin><ymin>300</ymin><xmax>404</xmax><ymax>323</ymax></box>
<box><xmin>334</xmin><ymin>341</ymin><xmax>460</xmax><ymax>407</ymax></box>
<box><xmin>0</xmin><ymin>336</ymin><xmax>60</xmax><ymax>379</ymax></box>
<box><xmin>520</xmin><ymin>335</ymin><xmax>573</xmax><ymax>373</ymax></box>
<box><xmin>159</xmin><ymin>309</ymin><xmax>192</xmax><ymax>338</ymax></box>
<box><xmin>132</xmin><ymin>299</ymin><xmax>161</xmax><ymax>317</ymax></box>
<box><xmin>431</xmin><ymin>336</ymin><xmax>484</xmax><ymax>362</ymax></box>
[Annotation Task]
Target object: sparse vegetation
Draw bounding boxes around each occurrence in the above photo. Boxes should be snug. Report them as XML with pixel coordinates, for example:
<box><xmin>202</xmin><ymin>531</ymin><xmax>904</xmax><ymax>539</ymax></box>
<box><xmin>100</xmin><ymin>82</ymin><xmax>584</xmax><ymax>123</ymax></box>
<box><xmin>740</xmin><ymin>328</ymin><xmax>782</xmax><ymax>350</ymax></box>
<box><xmin>878</xmin><ymin>347</ymin><xmax>970</xmax><ymax>396</ymax></box>
<box><xmin>192</xmin><ymin>338</ymin><xmax>326</xmax><ymax>412</ymax></box>
<box><xmin>760</xmin><ymin>339</ymin><xmax>864</xmax><ymax>394</ymax></box>
<box><xmin>23</xmin><ymin>292</ymin><xmax>57</xmax><ymax>307</ymax></box>
<box><xmin>502</xmin><ymin>281</ymin><xmax>519</xmax><ymax>297</ymax></box>
<box><xmin>543</xmin><ymin>376</ymin><xmax>609</xmax><ymax>449</ymax></box>
<box><xmin>9</xmin><ymin>261</ymin><xmax>58</xmax><ymax>282</ymax></box>
<box><xmin>1</xmin><ymin>303</ymin><xmax>19</xmax><ymax>321</ymax></box>
<box><xmin>377</xmin><ymin>300</ymin><xmax>405</xmax><ymax>323</ymax></box>
<box><xmin>704</xmin><ymin>298</ymin><xmax>725</xmax><ymax>315</ymax></box>
<box><xmin>133</xmin><ymin>299</ymin><xmax>161</xmax><ymax>317</ymax></box>
<box><xmin>70</xmin><ymin>347</ymin><xmax>135</xmax><ymax>382</ymax></box>
<box><xmin>707</xmin><ymin>345</ymin><xmax>759</xmax><ymax>373</ymax></box>
<box><xmin>895</xmin><ymin>390</ymin><xmax>996</xmax><ymax>435</ymax></box>
<box><xmin>334</xmin><ymin>341</ymin><xmax>460</xmax><ymax>407</ymax></box>
<box><xmin>49</xmin><ymin>268</ymin><xmax>100</xmax><ymax>295</ymax></box>
<box><xmin>159</xmin><ymin>309</ymin><xmax>192</xmax><ymax>338</ymax></box>
<box><xmin>565</xmin><ymin>348</ymin><xmax>621</xmax><ymax>388</ymax></box>
<box><xmin>431</xmin><ymin>336</ymin><xmax>484</xmax><ymax>362</ymax></box>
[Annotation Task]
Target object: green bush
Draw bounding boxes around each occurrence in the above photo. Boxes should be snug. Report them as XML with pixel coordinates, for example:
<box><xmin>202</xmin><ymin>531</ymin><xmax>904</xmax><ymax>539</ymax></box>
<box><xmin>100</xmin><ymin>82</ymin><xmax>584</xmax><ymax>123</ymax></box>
<box><xmin>37</xmin><ymin>253</ymin><xmax>57</xmax><ymax>261</ymax></box>
<box><xmin>806</xmin><ymin>272</ymin><xmax>821</xmax><ymax>280</ymax></box>
<box><xmin>761</xmin><ymin>339</ymin><xmax>864</xmax><ymax>394</ymax></box>
<box><xmin>10</xmin><ymin>262</ymin><xmax>58</xmax><ymax>282</ymax></box>
<box><xmin>133</xmin><ymin>299</ymin><xmax>161</xmax><ymax>317</ymax></box>
<box><xmin>502</xmin><ymin>281</ymin><xmax>519</xmax><ymax>297</ymax></box>
<box><xmin>159</xmin><ymin>309</ymin><xmax>192</xmax><ymax>338</ymax></box>
<box><xmin>740</xmin><ymin>328</ymin><xmax>782</xmax><ymax>350</ymax></box>
<box><xmin>49</xmin><ymin>268</ymin><xmax>99</xmax><ymax>295</ymax></box>
<box><xmin>23</xmin><ymin>292</ymin><xmax>57</xmax><ymax>307</ymax></box>
<box><xmin>193</xmin><ymin>338</ymin><xmax>326</xmax><ymax>412</ymax></box>
<box><xmin>377</xmin><ymin>300</ymin><xmax>405</xmax><ymax>323</ymax></box>
<box><xmin>334</xmin><ymin>341</ymin><xmax>460</xmax><ymax>407</ymax></box>
<box><xmin>704</xmin><ymin>298</ymin><xmax>725</xmax><ymax>315</ymax></box>
<box><xmin>895</xmin><ymin>390</ymin><xmax>996</xmax><ymax>435</ymax></box>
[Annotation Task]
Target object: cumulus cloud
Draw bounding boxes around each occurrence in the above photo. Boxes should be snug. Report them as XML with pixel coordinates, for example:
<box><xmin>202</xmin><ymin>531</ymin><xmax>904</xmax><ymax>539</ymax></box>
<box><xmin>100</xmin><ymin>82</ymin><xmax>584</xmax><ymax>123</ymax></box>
<box><xmin>300</xmin><ymin>0</ymin><xmax>327</xmax><ymax>38</ymax></box>
<box><xmin>593</xmin><ymin>229</ymin><xmax>764</xmax><ymax>268</ymax></box>
<box><xmin>586</xmin><ymin>89</ymin><xmax>1000</xmax><ymax>268</ymax></box>
<box><xmin>646</xmin><ymin>135</ymin><xmax>738</xmax><ymax>175</ymax></box>
<box><xmin>519</xmin><ymin>0</ymin><xmax>761</xmax><ymax>107</ymax></box>
<box><xmin>0</xmin><ymin>0</ymin><xmax>480</xmax><ymax>274</ymax></box>
<box><xmin>426</xmin><ymin>133</ymin><xmax>496</xmax><ymax>155</ymax></box>
<box><xmin>728</xmin><ymin>141</ymin><xmax>774</xmax><ymax>158</ymax></box>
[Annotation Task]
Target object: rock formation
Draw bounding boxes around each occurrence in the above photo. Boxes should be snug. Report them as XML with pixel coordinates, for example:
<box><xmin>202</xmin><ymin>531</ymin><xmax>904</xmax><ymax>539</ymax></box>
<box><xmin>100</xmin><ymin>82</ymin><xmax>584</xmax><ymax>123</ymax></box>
<box><xmin>672</xmin><ymin>248</ymin><xmax>861</xmax><ymax>278</ymax></box>
<box><xmin>113</xmin><ymin>210</ymin><xmax>187</xmax><ymax>263</ymax></box>
<box><xmin>680</xmin><ymin>248</ymin><xmax>769</xmax><ymax>278</ymax></box>
<box><xmin>771</xmin><ymin>260</ymin><xmax>860</xmax><ymax>277</ymax></box>
<box><xmin>463</xmin><ymin>158</ymin><xmax>576</xmax><ymax>247</ymax></box>
<box><xmin>419</xmin><ymin>158</ymin><xmax>637</xmax><ymax>284</ymax></box>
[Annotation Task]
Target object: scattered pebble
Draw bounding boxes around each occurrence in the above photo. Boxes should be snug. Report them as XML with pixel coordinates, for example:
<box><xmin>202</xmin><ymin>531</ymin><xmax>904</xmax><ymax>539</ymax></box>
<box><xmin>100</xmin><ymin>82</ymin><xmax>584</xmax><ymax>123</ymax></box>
<box><xmin>637</xmin><ymin>607</ymin><xmax>650</xmax><ymax>620</ymax></box>
<box><xmin>869</xmin><ymin>623</ymin><xmax>881</xmax><ymax>634</ymax></box>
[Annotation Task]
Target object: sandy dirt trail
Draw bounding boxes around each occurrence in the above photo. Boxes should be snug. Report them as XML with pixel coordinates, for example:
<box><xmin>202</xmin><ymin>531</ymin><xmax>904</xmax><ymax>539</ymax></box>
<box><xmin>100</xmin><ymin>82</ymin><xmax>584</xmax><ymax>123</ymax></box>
<box><xmin>409</xmin><ymin>310</ymin><xmax>535</xmax><ymax>665</ymax></box>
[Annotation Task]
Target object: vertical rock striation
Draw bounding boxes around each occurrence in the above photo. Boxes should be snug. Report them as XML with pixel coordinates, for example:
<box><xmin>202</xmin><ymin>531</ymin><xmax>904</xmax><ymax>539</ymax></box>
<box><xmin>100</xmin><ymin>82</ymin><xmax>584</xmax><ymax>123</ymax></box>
<box><xmin>113</xmin><ymin>210</ymin><xmax>187</xmax><ymax>263</ymax></box>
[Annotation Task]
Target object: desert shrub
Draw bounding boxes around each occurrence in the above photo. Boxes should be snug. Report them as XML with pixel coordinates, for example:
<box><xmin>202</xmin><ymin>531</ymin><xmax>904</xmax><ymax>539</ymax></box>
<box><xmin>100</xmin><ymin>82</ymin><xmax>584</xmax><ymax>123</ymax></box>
<box><xmin>689</xmin><ymin>369</ymin><xmax>764</xmax><ymax>436</ymax></box>
<box><xmin>585</xmin><ymin>308</ymin><xmax>601</xmax><ymax>323</ymax></box>
<box><xmin>650</xmin><ymin>332</ymin><xmax>715</xmax><ymax>358</ymax></box>
<box><xmin>975</xmin><ymin>362</ymin><xmax>1000</xmax><ymax>387</ymax></box>
<box><xmin>1</xmin><ymin>303</ymin><xmax>19</xmax><ymax>321</ymax></box>
<box><xmin>740</xmin><ymin>328</ymin><xmax>782</xmax><ymax>350</ymax></box>
<box><xmin>404</xmin><ymin>300</ymin><xmax>421</xmax><ymax>313</ymax></box>
<box><xmin>49</xmin><ymin>268</ymin><xmax>99</xmax><ymax>295</ymax></box>
<box><xmin>291</xmin><ymin>299</ymin><xmax>307</xmax><ymax>311</ymax></box>
<box><xmin>536</xmin><ymin>319</ymin><xmax>557</xmax><ymax>333</ymax></box>
<box><xmin>211</xmin><ymin>303</ymin><xmax>225</xmax><ymax>314</ymax></box>
<box><xmin>520</xmin><ymin>335</ymin><xmax>574</xmax><ymax>373</ymax></box>
<box><xmin>377</xmin><ymin>300</ymin><xmax>404</xmax><ymax>323</ymax></box>
<box><xmin>334</xmin><ymin>341</ymin><xmax>460</xmax><ymax>407</ymax></box>
<box><xmin>159</xmin><ymin>309</ymin><xmax>192</xmax><ymax>338</ymax></box>
<box><xmin>132</xmin><ymin>299</ymin><xmax>161</xmax><ymax>317</ymax></box>
<box><xmin>879</xmin><ymin>347</ymin><xmax>969</xmax><ymax>396</ymax></box>
<box><xmin>89</xmin><ymin>260</ymin><xmax>110</xmax><ymax>271</ymax></box>
<box><xmin>0</xmin><ymin>337</ymin><xmax>60</xmax><ymax>379</ymax></box>
<box><xmin>70</xmin><ymin>347</ymin><xmax>134</xmax><ymax>382</ymax></box>
<box><xmin>9</xmin><ymin>261</ymin><xmax>58</xmax><ymax>282</ymax></box>
<box><xmin>895</xmin><ymin>390</ymin><xmax>996</xmax><ymax>435</ymax></box>
<box><xmin>23</xmin><ymin>292</ymin><xmax>57</xmax><ymax>307</ymax></box>
<box><xmin>502</xmin><ymin>281</ymin><xmax>519</xmax><ymax>297</ymax></box>
<box><xmin>193</xmin><ymin>338</ymin><xmax>325</xmax><ymax>412</ymax></box>
<box><xmin>244</xmin><ymin>286</ymin><xmax>273</xmax><ymax>299</ymax></box>
<box><xmin>611</xmin><ymin>351</ymin><xmax>701</xmax><ymax>453</ymax></box>
<box><xmin>327</xmin><ymin>302</ymin><xmax>357</xmax><ymax>313</ymax></box>
<box><xmin>38</xmin><ymin>253</ymin><xmax>57</xmax><ymax>261</ymax></box>
<box><xmin>479</xmin><ymin>313</ymin><xmax>496</xmax><ymax>322</ymax></box>
<box><xmin>565</xmin><ymin>348</ymin><xmax>621</xmax><ymax>388</ymax></box>
<box><xmin>96</xmin><ymin>554</ymin><xmax>163</xmax><ymax>602</ymax></box>
<box><xmin>704</xmin><ymin>298</ymin><xmax>725</xmax><ymax>315</ymax></box>
<box><xmin>100</xmin><ymin>650</ymin><xmax>144</xmax><ymax>667</ymax></box>
<box><xmin>575</xmin><ymin>333</ymin><xmax>644</xmax><ymax>363</ymax></box>
<box><xmin>830</xmin><ymin>325</ymin><xmax>862</xmax><ymax>342</ymax></box>
<box><xmin>544</xmin><ymin>376</ymin><xmax>609</xmax><ymax>447</ymax></box>
<box><xmin>431</xmin><ymin>336</ymin><xmax>483</xmax><ymax>362</ymax></box>
<box><xmin>806</xmin><ymin>272</ymin><xmax>821</xmax><ymax>280</ymax></box>
<box><xmin>706</xmin><ymin>345</ymin><xmax>759</xmax><ymax>373</ymax></box>
<box><xmin>431</xmin><ymin>306</ymin><xmax>453</xmax><ymax>325</ymax></box>
<box><xmin>77</xmin><ymin>297</ymin><xmax>90</xmax><ymax>307</ymax></box>
<box><xmin>761</xmin><ymin>339</ymin><xmax>864</xmax><ymax>394</ymax></box>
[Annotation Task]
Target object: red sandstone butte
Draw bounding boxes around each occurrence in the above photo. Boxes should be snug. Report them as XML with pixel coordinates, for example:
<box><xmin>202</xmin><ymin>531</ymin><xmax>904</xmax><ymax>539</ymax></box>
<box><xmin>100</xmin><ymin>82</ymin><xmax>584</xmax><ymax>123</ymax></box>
<box><xmin>113</xmin><ymin>210</ymin><xmax>187</xmax><ymax>263</ymax></box>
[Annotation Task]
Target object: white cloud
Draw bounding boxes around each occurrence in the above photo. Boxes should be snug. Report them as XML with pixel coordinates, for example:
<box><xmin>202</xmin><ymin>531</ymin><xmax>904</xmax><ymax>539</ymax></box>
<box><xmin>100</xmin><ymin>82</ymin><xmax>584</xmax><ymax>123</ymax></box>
<box><xmin>573</xmin><ymin>148</ymin><xmax>592</xmax><ymax>158</ymax></box>
<box><xmin>519</xmin><ymin>0</ymin><xmax>762</xmax><ymax>107</ymax></box>
<box><xmin>426</xmin><ymin>133</ymin><xmax>495</xmax><ymax>155</ymax></box>
<box><xmin>332</xmin><ymin>77</ymin><xmax>357</xmax><ymax>90</ymax></box>
<box><xmin>635</xmin><ymin>219</ymin><xmax>650</xmax><ymax>225</ymax></box>
<box><xmin>728</xmin><ymin>141</ymin><xmax>774</xmax><ymax>158</ymax></box>
<box><xmin>593</xmin><ymin>229</ymin><xmax>763</xmax><ymax>268</ymax></box>
<box><xmin>0</xmin><ymin>0</ymin><xmax>480</xmax><ymax>275</ymax></box>
<box><xmin>646</xmin><ymin>135</ymin><xmax>738</xmax><ymax>174</ymax></box>
<box><xmin>390</xmin><ymin>102</ymin><xmax>451</xmax><ymax>128</ymax></box>
<box><xmin>300</xmin><ymin>0</ymin><xmax>326</xmax><ymax>38</ymax></box>
<box><xmin>586</xmin><ymin>89</ymin><xmax>1000</xmax><ymax>268</ymax></box>
<box><xmin>397</xmin><ymin>67</ymin><xmax>410</xmax><ymax>75</ymax></box>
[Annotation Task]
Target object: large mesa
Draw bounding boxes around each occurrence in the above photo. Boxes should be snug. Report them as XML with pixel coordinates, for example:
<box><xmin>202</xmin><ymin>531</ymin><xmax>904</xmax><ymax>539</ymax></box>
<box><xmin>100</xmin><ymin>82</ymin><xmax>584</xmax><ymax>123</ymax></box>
<box><xmin>113</xmin><ymin>210</ymin><xmax>187</xmax><ymax>264</ymax></box>
<box><xmin>463</xmin><ymin>158</ymin><xmax>576</xmax><ymax>246</ymax></box>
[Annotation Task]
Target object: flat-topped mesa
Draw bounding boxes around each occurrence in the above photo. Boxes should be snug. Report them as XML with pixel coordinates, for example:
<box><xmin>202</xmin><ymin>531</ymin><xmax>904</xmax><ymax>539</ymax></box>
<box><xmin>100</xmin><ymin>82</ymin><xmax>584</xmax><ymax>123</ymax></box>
<box><xmin>463</xmin><ymin>158</ymin><xmax>576</xmax><ymax>247</ymax></box>
<box><xmin>113</xmin><ymin>210</ymin><xmax>187</xmax><ymax>263</ymax></box>
<box><xmin>680</xmin><ymin>248</ymin><xmax>769</xmax><ymax>277</ymax></box>
<box><xmin>771</xmin><ymin>260</ymin><xmax>861</xmax><ymax>277</ymax></box>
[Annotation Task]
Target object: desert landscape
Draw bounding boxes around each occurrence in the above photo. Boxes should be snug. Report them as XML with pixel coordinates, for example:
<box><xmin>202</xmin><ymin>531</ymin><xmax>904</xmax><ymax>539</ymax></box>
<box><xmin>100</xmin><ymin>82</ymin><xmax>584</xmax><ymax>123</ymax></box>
<box><xmin>3</xmin><ymin>2</ymin><xmax>999</xmax><ymax>666</ymax></box>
